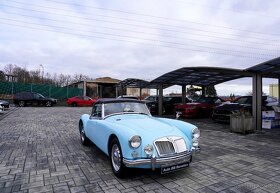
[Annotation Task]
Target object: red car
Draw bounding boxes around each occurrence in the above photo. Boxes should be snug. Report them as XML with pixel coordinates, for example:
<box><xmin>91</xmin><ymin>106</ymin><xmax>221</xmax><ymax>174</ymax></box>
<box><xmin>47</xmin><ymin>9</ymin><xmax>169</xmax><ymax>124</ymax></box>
<box><xmin>175</xmin><ymin>96</ymin><xmax>225</xmax><ymax>118</ymax></box>
<box><xmin>66</xmin><ymin>96</ymin><xmax>97</xmax><ymax>107</ymax></box>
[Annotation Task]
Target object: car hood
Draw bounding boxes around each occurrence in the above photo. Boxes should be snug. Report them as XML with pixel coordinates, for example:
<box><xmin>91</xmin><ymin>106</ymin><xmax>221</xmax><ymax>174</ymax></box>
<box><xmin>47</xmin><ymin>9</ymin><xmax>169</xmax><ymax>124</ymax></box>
<box><xmin>215</xmin><ymin>103</ymin><xmax>250</xmax><ymax>111</ymax></box>
<box><xmin>105</xmin><ymin>114</ymin><xmax>187</xmax><ymax>140</ymax></box>
<box><xmin>0</xmin><ymin>100</ymin><xmax>9</xmax><ymax>105</ymax></box>
<box><xmin>176</xmin><ymin>103</ymin><xmax>202</xmax><ymax>108</ymax></box>
<box><xmin>44</xmin><ymin>97</ymin><xmax>57</xmax><ymax>101</ymax></box>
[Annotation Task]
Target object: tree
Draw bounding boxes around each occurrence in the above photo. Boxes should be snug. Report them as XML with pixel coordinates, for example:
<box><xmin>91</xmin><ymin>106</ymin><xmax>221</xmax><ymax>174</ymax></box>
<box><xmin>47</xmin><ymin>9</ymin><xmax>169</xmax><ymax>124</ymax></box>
<box><xmin>72</xmin><ymin>73</ymin><xmax>90</xmax><ymax>83</ymax></box>
<box><xmin>3</xmin><ymin>64</ymin><xmax>15</xmax><ymax>74</ymax></box>
<box><xmin>1</xmin><ymin>63</ymin><xmax>94</xmax><ymax>87</ymax></box>
<box><xmin>205</xmin><ymin>85</ymin><xmax>217</xmax><ymax>97</ymax></box>
<box><xmin>0</xmin><ymin>71</ymin><xmax>5</xmax><ymax>81</ymax></box>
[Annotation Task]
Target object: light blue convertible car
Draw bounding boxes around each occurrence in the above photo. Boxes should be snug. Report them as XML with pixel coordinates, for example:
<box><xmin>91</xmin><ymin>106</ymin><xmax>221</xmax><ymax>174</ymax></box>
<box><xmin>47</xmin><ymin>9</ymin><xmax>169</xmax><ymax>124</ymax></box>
<box><xmin>79</xmin><ymin>98</ymin><xmax>200</xmax><ymax>177</ymax></box>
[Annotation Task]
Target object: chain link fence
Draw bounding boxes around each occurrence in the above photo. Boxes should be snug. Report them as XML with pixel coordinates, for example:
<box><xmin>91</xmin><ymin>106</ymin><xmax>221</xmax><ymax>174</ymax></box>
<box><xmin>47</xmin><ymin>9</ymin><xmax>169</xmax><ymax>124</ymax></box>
<box><xmin>0</xmin><ymin>81</ymin><xmax>83</xmax><ymax>102</ymax></box>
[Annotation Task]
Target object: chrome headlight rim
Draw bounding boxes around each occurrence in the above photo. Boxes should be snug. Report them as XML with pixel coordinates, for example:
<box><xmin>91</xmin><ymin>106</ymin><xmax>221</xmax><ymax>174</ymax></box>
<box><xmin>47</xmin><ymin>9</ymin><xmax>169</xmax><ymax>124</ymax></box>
<box><xmin>129</xmin><ymin>135</ymin><xmax>142</xmax><ymax>149</ymax></box>
<box><xmin>192</xmin><ymin>127</ymin><xmax>200</xmax><ymax>147</ymax></box>
<box><xmin>192</xmin><ymin>127</ymin><xmax>200</xmax><ymax>139</ymax></box>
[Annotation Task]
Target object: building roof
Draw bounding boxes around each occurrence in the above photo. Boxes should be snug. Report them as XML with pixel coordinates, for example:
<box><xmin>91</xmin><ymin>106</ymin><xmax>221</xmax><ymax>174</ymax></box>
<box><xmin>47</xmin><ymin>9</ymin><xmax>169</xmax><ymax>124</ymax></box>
<box><xmin>88</xmin><ymin>77</ymin><xmax>121</xmax><ymax>84</ymax></box>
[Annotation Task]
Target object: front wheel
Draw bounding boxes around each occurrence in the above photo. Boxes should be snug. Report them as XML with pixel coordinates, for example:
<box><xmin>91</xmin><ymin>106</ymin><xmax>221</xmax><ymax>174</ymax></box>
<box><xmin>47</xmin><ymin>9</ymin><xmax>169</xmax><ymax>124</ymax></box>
<box><xmin>18</xmin><ymin>101</ymin><xmax>25</xmax><ymax>107</ymax></box>
<box><xmin>109</xmin><ymin>138</ymin><xmax>126</xmax><ymax>178</ymax></box>
<box><xmin>79</xmin><ymin>121</ymin><xmax>90</xmax><ymax>146</ymax></box>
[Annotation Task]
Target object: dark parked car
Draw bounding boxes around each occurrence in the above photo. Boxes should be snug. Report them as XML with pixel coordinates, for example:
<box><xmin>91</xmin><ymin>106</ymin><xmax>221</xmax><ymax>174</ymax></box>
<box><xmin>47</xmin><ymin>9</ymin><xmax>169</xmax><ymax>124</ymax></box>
<box><xmin>0</xmin><ymin>100</ymin><xmax>9</xmax><ymax>111</ymax></box>
<box><xmin>66</xmin><ymin>96</ymin><xmax>97</xmax><ymax>107</ymax></box>
<box><xmin>212</xmin><ymin>95</ymin><xmax>278</xmax><ymax>123</ymax></box>
<box><xmin>146</xmin><ymin>96</ymin><xmax>191</xmax><ymax>114</ymax></box>
<box><xmin>13</xmin><ymin>92</ymin><xmax>57</xmax><ymax>107</ymax></box>
<box><xmin>117</xmin><ymin>95</ymin><xmax>138</xmax><ymax>100</ymax></box>
<box><xmin>175</xmin><ymin>96</ymin><xmax>225</xmax><ymax>118</ymax></box>
<box><xmin>143</xmin><ymin>95</ymin><xmax>158</xmax><ymax>102</ymax></box>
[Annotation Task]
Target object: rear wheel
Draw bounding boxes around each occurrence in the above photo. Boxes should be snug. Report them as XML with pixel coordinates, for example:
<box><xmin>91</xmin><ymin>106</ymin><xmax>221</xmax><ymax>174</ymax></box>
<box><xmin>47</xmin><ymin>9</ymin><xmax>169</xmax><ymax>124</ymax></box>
<box><xmin>197</xmin><ymin>109</ymin><xmax>203</xmax><ymax>118</ymax></box>
<box><xmin>45</xmin><ymin>101</ymin><xmax>53</xmax><ymax>107</ymax></box>
<box><xmin>18</xmin><ymin>101</ymin><xmax>25</xmax><ymax>107</ymax></box>
<box><xmin>79</xmin><ymin>121</ymin><xmax>90</xmax><ymax>146</ymax></box>
<box><xmin>109</xmin><ymin>138</ymin><xmax>126</xmax><ymax>178</ymax></box>
<box><xmin>72</xmin><ymin>102</ymin><xmax>77</xmax><ymax>107</ymax></box>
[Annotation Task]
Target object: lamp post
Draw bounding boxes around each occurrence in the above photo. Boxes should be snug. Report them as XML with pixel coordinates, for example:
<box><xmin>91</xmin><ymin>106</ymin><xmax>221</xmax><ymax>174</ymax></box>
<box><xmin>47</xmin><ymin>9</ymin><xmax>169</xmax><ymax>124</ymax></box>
<box><xmin>39</xmin><ymin>64</ymin><xmax>44</xmax><ymax>83</ymax></box>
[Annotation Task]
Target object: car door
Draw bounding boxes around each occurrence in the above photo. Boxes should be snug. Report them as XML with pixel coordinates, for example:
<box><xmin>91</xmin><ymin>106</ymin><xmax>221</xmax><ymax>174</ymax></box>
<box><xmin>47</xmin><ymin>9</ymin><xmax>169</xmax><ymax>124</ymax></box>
<box><xmin>75</xmin><ymin>96</ymin><xmax>84</xmax><ymax>106</ymax></box>
<box><xmin>83</xmin><ymin>96</ymin><xmax>92</xmax><ymax>106</ymax></box>
<box><xmin>85</xmin><ymin>103</ymin><xmax>108</xmax><ymax>153</ymax></box>
<box><xmin>33</xmin><ymin>93</ymin><xmax>42</xmax><ymax>106</ymax></box>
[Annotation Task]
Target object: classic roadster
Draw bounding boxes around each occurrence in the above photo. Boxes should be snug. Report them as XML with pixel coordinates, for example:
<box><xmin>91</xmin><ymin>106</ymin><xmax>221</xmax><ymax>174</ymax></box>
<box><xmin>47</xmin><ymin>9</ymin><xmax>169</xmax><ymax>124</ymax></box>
<box><xmin>79</xmin><ymin>98</ymin><xmax>200</xmax><ymax>177</ymax></box>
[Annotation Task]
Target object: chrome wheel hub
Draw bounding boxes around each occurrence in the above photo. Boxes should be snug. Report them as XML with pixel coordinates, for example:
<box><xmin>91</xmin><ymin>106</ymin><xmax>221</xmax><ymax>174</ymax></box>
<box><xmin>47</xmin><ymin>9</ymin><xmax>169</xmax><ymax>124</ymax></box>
<box><xmin>111</xmin><ymin>144</ymin><xmax>121</xmax><ymax>172</ymax></box>
<box><xmin>80</xmin><ymin>129</ymin><xmax>85</xmax><ymax>142</ymax></box>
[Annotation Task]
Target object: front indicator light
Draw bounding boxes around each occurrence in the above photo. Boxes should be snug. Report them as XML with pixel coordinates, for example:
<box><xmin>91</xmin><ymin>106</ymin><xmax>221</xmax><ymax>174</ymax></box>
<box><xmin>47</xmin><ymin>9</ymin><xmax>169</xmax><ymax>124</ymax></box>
<box><xmin>144</xmin><ymin>144</ymin><xmax>153</xmax><ymax>156</ymax></box>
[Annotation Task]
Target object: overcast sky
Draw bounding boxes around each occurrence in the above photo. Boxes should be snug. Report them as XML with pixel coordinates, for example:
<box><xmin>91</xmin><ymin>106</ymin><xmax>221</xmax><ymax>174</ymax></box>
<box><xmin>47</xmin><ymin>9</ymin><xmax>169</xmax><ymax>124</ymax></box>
<box><xmin>1</xmin><ymin>0</ymin><xmax>280</xmax><ymax>96</ymax></box>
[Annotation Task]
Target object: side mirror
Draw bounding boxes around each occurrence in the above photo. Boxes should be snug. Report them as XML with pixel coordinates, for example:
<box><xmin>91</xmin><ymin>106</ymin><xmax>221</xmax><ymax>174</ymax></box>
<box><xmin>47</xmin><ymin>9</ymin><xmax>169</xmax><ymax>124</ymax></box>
<box><xmin>176</xmin><ymin>112</ymin><xmax>181</xmax><ymax>119</ymax></box>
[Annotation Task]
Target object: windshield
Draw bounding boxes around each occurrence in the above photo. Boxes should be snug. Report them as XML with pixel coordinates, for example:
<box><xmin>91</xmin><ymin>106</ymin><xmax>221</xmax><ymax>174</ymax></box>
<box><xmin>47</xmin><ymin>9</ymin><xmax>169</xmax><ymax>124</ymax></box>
<box><xmin>234</xmin><ymin>97</ymin><xmax>251</xmax><ymax>104</ymax></box>
<box><xmin>163</xmin><ymin>97</ymin><xmax>173</xmax><ymax>102</ymax></box>
<box><xmin>104</xmin><ymin>102</ymin><xmax>151</xmax><ymax>117</ymax></box>
<box><xmin>37</xmin><ymin>93</ymin><xmax>45</xmax><ymax>98</ymax></box>
<box><xmin>195</xmin><ymin>97</ymin><xmax>212</xmax><ymax>103</ymax></box>
<box><xmin>144</xmin><ymin>96</ymin><xmax>157</xmax><ymax>102</ymax></box>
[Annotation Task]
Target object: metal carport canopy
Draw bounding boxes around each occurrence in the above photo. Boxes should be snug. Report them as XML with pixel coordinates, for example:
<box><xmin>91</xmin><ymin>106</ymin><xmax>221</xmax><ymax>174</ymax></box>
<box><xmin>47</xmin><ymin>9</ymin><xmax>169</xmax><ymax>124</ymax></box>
<box><xmin>149</xmin><ymin>66</ymin><xmax>252</xmax><ymax>87</ymax></box>
<box><xmin>115</xmin><ymin>78</ymin><xmax>172</xmax><ymax>99</ymax></box>
<box><xmin>148</xmin><ymin>66</ymin><xmax>254</xmax><ymax>118</ymax></box>
<box><xmin>116</xmin><ymin>78</ymin><xmax>150</xmax><ymax>88</ymax></box>
<box><xmin>245</xmin><ymin>56</ymin><xmax>280</xmax><ymax>131</ymax></box>
<box><xmin>117</xmin><ymin>78</ymin><xmax>172</xmax><ymax>89</ymax></box>
<box><xmin>246</xmin><ymin>57</ymin><xmax>280</xmax><ymax>78</ymax></box>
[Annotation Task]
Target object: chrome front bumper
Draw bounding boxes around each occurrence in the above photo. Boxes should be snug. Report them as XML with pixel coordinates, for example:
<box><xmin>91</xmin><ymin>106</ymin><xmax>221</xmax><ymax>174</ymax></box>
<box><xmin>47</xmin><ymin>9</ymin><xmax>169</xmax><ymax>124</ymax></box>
<box><xmin>123</xmin><ymin>151</ymin><xmax>192</xmax><ymax>170</ymax></box>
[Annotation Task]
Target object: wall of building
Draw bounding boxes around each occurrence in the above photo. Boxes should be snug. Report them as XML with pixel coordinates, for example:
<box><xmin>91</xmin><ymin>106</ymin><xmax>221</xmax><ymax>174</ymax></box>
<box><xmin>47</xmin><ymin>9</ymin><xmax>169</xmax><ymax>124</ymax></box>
<box><xmin>126</xmin><ymin>88</ymin><xmax>150</xmax><ymax>99</ymax></box>
<box><xmin>269</xmin><ymin>84</ymin><xmax>279</xmax><ymax>99</ymax></box>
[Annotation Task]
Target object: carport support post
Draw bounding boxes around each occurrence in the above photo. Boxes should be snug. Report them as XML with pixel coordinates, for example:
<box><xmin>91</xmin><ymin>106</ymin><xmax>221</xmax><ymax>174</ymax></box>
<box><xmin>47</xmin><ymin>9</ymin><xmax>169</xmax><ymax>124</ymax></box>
<box><xmin>252</xmin><ymin>74</ymin><xmax>262</xmax><ymax>131</ymax></box>
<box><xmin>83</xmin><ymin>81</ymin><xmax>86</xmax><ymax>96</ymax></box>
<box><xmin>201</xmin><ymin>86</ymin><xmax>206</xmax><ymax>97</ymax></box>
<box><xmin>140</xmin><ymin>88</ymin><xmax>142</xmax><ymax>99</ymax></box>
<box><xmin>182</xmin><ymin>85</ymin><xmax>186</xmax><ymax>104</ymax></box>
<box><xmin>158</xmin><ymin>85</ymin><xmax>163</xmax><ymax>116</ymax></box>
<box><xmin>278</xmin><ymin>78</ymin><xmax>280</xmax><ymax>104</ymax></box>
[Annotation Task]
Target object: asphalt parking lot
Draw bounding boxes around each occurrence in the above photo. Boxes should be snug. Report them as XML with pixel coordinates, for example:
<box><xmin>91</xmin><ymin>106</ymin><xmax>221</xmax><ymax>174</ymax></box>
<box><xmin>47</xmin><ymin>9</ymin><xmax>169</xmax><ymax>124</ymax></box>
<box><xmin>0</xmin><ymin>107</ymin><xmax>280</xmax><ymax>193</ymax></box>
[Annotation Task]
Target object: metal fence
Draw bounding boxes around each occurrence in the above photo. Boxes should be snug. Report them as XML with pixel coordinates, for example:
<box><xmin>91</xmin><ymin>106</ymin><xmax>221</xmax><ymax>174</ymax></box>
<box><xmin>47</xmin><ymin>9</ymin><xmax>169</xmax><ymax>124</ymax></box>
<box><xmin>0</xmin><ymin>81</ymin><xmax>83</xmax><ymax>100</ymax></box>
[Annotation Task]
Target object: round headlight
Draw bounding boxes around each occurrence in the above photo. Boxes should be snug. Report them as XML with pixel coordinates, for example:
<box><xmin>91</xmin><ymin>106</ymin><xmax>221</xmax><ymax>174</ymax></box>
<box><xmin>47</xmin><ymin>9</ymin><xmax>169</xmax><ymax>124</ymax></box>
<box><xmin>192</xmin><ymin>127</ymin><xmax>200</xmax><ymax>139</ymax></box>
<box><xmin>129</xmin><ymin>135</ymin><xmax>141</xmax><ymax>149</ymax></box>
<box><xmin>144</xmin><ymin>144</ymin><xmax>153</xmax><ymax>156</ymax></box>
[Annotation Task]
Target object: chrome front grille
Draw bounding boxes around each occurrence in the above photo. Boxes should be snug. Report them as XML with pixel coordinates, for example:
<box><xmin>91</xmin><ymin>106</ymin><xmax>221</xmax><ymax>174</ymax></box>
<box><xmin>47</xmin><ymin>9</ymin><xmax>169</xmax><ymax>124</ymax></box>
<box><xmin>154</xmin><ymin>136</ymin><xmax>187</xmax><ymax>157</ymax></box>
<box><xmin>155</xmin><ymin>141</ymin><xmax>175</xmax><ymax>155</ymax></box>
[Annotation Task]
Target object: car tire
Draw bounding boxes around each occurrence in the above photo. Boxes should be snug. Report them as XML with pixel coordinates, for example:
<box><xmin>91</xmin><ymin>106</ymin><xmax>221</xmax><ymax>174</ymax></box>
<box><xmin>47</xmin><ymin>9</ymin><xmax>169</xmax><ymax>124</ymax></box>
<box><xmin>162</xmin><ymin>107</ymin><xmax>166</xmax><ymax>114</ymax></box>
<box><xmin>79</xmin><ymin>121</ymin><xmax>90</xmax><ymax>146</ymax></box>
<box><xmin>72</xmin><ymin>102</ymin><xmax>77</xmax><ymax>107</ymax></box>
<box><xmin>109</xmin><ymin>138</ymin><xmax>126</xmax><ymax>178</ymax></box>
<box><xmin>18</xmin><ymin>101</ymin><xmax>25</xmax><ymax>107</ymax></box>
<box><xmin>197</xmin><ymin>109</ymin><xmax>203</xmax><ymax>118</ymax></box>
<box><xmin>45</xmin><ymin>101</ymin><xmax>53</xmax><ymax>107</ymax></box>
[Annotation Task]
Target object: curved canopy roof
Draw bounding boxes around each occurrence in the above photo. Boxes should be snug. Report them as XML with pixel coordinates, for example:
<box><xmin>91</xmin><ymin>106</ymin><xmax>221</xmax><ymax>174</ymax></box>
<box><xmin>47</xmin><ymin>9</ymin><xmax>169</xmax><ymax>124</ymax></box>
<box><xmin>246</xmin><ymin>57</ymin><xmax>280</xmax><ymax>78</ymax></box>
<box><xmin>117</xmin><ymin>56</ymin><xmax>280</xmax><ymax>90</ymax></box>
<box><xmin>116</xmin><ymin>78</ymin><xmax>171</xmax><ymax>89</ymax></box>
<box><xmin>149</xmin><ymin>67</ymin><xmax>252</xmax><ymax>87</ymax></box>
<box><xmin>116</xmin><ymin>78</ymin><xmax>149</xmax><ymax>88</ymax></box>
